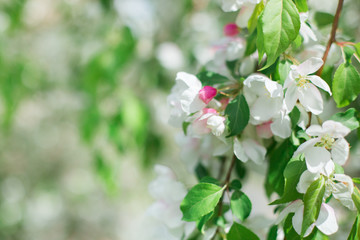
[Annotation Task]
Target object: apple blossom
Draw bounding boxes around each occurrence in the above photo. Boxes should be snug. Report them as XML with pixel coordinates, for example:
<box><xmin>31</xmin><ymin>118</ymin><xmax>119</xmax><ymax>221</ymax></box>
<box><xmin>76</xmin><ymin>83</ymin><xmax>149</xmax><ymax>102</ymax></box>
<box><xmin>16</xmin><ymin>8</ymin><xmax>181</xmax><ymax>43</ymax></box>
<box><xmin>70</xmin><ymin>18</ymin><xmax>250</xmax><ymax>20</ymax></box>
<box><xmin>233</xmin><ymin>138</ymin><xmax>266</xmax><ymax>164</ymax></box>
<box><xmin>221</xmin><ymin>0</ymin><xmax>260</xmax><ymax>12</ymax></box>
<box><xmin>293</xmin><ymin>120</ymin><xmax>350</xmax><ymax>173</ymax></box>
<box><xmin>284</xmin><ymin>57</ymin><xmax>332</xmax><ymax>115</ymax></box>
<box><xmin>299</xmin><ymin>12</ymin><xmax>318</xmax><ymax>43</ymax></box>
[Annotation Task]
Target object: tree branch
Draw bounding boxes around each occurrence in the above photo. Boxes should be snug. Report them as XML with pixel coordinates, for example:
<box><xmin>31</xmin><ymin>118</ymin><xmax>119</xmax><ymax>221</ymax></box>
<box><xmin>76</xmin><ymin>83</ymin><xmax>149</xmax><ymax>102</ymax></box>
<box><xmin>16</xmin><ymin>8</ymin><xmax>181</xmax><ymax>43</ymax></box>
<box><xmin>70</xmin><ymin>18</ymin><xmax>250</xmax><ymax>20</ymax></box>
<box><xmin>317</xmin><ymin>0</ymin><xmax>344</xmax><ymax>76</ymax></box>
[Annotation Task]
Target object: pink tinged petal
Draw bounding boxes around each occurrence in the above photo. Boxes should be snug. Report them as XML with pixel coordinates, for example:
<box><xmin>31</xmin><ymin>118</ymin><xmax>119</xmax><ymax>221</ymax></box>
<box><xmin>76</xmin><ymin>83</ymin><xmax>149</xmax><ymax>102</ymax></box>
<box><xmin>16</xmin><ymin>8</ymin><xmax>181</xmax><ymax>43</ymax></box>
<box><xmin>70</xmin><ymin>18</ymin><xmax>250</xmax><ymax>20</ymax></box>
<box><xmin>234</xmin><ymin>138</ymin><xmax>248</xmax><ymax>163</ymax></box>
<box><xmin>202</xmin><ymin>108</ymin><xmax>218</xmax><ymax>115</ymax></box>
<box><xmin>304</xmin><ymin>146</ymin><xmax>331</xmax><ymax>173</ymax></box>
<box><xmin>275</xmin><ymin>200</ymin><xmax>303</xmax><ymax>224</ymax></box>
<box><xmin>242</xmin><ymin>139</ymin><xmax>266</xmax><ymax>165</ymax></box>
<box><xmin>293</xmin><ymin>138</ymin><xmax>320</xmax><ymax>158</ymax></box>
<box><xmin>223</xmin><ymin>23</ymin><xmax>239</xmax><ymax>36</ymax></box>
<box><xmin>271</xmin><ymin>114</ymin><xmax>292</xmax><ymax>138</ymax></box>
<box><xmin>322</xmin><ymin>120</ymin><xmax>351</xmax><ymax>138</ymax></box>
<box><xmin>297</xmin><ymin>170</ymin><xmax>320</xmax><ymax>194</ymax></box>
<box><xmin>332</xmin><ymin>174</ymin><xmax>355</xmax><ymax>210</ymax></box>
<box><xmin>316</xmin><ymin>203</ymin><xmax>338</xmax><ymax>236</ymax></box>
<box><xmin>256</xmin><ymin>121</ymin><xmax>273</xmax><ymax>139</ymax></box>
<box><xmin>207</xmin><ymin>115</ymin><xmax>226</xmax><ymax>136</ymax></box>
<box><xmin>306</xmin><ymin>124</ymin><xmax>324</xmax><ymax>136</ymax></box>
<box><xmin>297</xmin><ymin>57</ymin><xmax>324</xmax><ymax>76</ymax></box>
<box><xmin>292</xmin><ymin>204</ymin><xmax>316</xmax><ymax>237</ymax></box>
<box><xmin>192</xmin><ymin>115</ymin><xmax>212</xmax><ymax>135</ymax></box>
<box><xmin>307</xmin><ymin>75</ymin><xmax>332</xmax><ymax>95</ymax></box>
<box><xmin>298</xmin><ymin>83</ymin><xmax>323</xmax><ymax>115</ymax></box>
<box><xmin>284</xmin><ymin>84</ymin><xmax>299</xmax><ymax>112</ymax></box>
<box><xmin>331</xmin><ymin>138</ymin><xmax>349</xmax><ymax>165</ymax></box>
<box><xmin>199</xmin><ymin>86</ymin><xmax>218</xmax><ymax>104</ymax></box>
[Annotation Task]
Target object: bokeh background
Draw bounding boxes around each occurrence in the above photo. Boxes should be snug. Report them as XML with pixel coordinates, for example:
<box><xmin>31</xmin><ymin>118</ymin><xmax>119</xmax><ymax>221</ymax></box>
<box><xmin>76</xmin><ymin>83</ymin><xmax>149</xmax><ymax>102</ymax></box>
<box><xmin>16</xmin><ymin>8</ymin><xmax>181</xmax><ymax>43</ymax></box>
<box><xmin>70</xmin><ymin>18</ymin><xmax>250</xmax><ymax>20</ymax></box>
<box><xmin>0</xmin><ymin>0</ymin><xmax>359</xmax><ymax>239</ymax></box>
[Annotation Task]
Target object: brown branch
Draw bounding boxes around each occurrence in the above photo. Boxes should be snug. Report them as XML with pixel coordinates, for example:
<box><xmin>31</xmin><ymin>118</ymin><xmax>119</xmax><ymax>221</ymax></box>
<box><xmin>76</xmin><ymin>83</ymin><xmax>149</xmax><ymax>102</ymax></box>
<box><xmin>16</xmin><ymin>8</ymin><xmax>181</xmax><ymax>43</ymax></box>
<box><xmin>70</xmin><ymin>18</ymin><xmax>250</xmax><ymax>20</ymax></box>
<box><xmin>317</xmin><ymin>0</ymin><xmax>344</xmax><ymax>76</ymax></box>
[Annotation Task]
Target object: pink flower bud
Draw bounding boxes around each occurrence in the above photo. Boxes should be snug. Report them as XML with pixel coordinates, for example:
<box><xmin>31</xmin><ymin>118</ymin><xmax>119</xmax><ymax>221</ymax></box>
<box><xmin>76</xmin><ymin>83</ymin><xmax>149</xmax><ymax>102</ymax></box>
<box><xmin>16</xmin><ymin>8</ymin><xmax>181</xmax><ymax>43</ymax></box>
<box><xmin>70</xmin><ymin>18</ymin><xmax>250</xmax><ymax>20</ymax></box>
<box><xmin>224</xmin><ymin>23</ymin><xmax>239</xmax><ymax>37</ymax></box>
<box><xmin>199</xmin><ymin>86</ymin><xmax>217</xmax><ymax>104</ymax></box>
<box><xmin>256</xmin><ymin>121</ymin><xmax>273</xmax><ymax>139</ymax></box>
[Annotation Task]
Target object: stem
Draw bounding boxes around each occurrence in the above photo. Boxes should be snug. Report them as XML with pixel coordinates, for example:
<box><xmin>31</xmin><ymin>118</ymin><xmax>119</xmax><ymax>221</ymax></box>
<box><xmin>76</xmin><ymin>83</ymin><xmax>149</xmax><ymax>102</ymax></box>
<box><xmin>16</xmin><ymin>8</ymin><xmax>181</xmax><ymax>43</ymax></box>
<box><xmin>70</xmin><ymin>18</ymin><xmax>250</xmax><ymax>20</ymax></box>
<box><xmin>317</xmin><ymin>0</ymin><xmax>344</xmax><ymax>76</ymax></box>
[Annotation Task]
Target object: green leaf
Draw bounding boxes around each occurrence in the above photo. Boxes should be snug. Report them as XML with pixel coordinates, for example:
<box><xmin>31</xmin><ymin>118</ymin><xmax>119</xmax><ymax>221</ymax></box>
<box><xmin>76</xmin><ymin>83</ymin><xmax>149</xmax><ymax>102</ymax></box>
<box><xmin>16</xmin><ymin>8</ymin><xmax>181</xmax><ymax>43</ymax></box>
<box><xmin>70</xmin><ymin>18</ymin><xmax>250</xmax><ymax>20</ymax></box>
<box><xmin>294</xmin><ymin>0</ymin><xmax>308</xmax><ymax>12</ymax></box>
<box><xmin>270</xmin><ymin>155</ymin><xmax>306</xmax><ymax>204</ymax></box>
<box><xmin>227</xmin><ymin>222</ymin><xmax>260</xmax><ymax>240</ymax></box>
<box><xmin>196</xmin><ymin>211</ymin><xmax>214</xmax><ymax>233</ymax></box>
<box><xmin>230</xmin><ymin>179</ymin><xmax>242</xmax><ymax>190</ymax></box>
<box><xmin>347</xmin><ymin>215</ymin><xmax>360</xmax><ymax>240</ymax></box>
<box><xmin>354</xmin><ymin>42</ymin><xmax>360</xmax><ymax>59</ymax></box>
<box><xmin>353</xmin><ymin>178</ymin><xmax>360</xmax><ymax>185</ymax></box>
<box><xmin>196</xmin><ymin>70</ymin><xmax>228</xmax><ymax>86</ymax></box>
<box><xmin>225</xmin><ymin>94</ymin><xmax>250</xmax><ymax>137</ymax></box>
<box><xmin>248</xmin><ymin>1</ymin><xmax>265</xmax><ymax>34</ymax></box>
<box><xmin>181</xmin><ymin>183</ymin><xmax>225</xmax><ymax>221</ymax></box>
<box><xmin>200</xmin><ymin>176</ymin><xmax>221</xmax><ymax>186</ymax></box>
<box><xmin>257</xmin><ymin>14</ymin><xmax>265</xmax><ymax>63</ymax></box>
<box><xmin>230</xmin><ymin>190</ymin><xmax>252</xmax><ymax>221</ymax></box>
<box><xmin>267</xmin><ymin>225</ymin><xmax>278</xmax><ymax>240</ymax></box>
<box><xmin>265</xmin><ymin>139</ymin><xmax>297</xmax><ymax>197</ymax></box>
<box><xmin>289</xmin><ymin>106</ymin><xmax>301</xmax><ymax>129</ymax></box>
<box><xmin>302</xmin><ymin>176</ymin><xmax>326</xmax><ymax>236</ymax></box>
<box><xmin>332</xmin><ymin>63</ymin><xmax>360</xmax><ymax>108</ymax></box>
<box><xmin>259</xmin><ymin>0</ymin><xmax>300</xmax><ymax>69</ymax></box>
<box><xmin>344</xmin><ymin>46</ymin><xmax>356</xmax><ymax>63</ymax></box>
<box><xmin>182</xmin><ymin>121</ymin><xmax>190</xmax><ymax>135</ymax></box>
<box><xmin>195</xmin><ymin>163</ymin><xmax>210</xmax><ymax>181</ymax></box>
<box><xmin>352</xmin><ymin>187</ymin><xmax>360</xmax><ymax>213</ymax></box>
<box><xmin>245</xmin><ymin>30</ymin><xmax>258</xmax><ymax>56</ymax></box>
<box><xmin>330</xmin><ymin>108</ymin><xmax>359</xmax><ymax>131</ymax></box>
<box><xmin>274</xmin><ymin>59</ymin><xmax>292</xmax><ymax>84</ymax></box>
<box><xmin>314</xmin><ymin>12</ymin><xmax>334</xmax><ymax>27</ymax></box>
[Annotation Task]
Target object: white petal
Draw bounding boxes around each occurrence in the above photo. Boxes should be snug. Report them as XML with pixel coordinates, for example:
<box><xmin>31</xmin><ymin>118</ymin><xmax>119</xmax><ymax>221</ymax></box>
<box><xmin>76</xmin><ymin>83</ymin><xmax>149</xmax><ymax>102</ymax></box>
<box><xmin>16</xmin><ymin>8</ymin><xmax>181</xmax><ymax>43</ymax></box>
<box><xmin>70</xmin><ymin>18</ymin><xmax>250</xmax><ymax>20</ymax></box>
<box><xmin>307</xmin><ymin>75</ymin><xmax>332</xmax><ymax>95</ymax></box>
<box><xmin>251</xmin><ymin>96</ymin><xmax>282</xmax><ymax>122</ymax></box>
<box><xmin>275</xmin><ymin>200</ymin><xmax>302</xmax><ymax>224</ymax></box>
<box><xmin>243</xmin><ymin>74</ymin><xmax>270</xmax><ymax>96</ymax></box>
<box><xmin>306</xmin><ymin>124</ymin><xmax>324</xmax><ymax>136</ymax></box>
<box><xmin>221</xmin><ymin>0</ymin><xmax>241</xmax><ymax>12</ymax></box>
<box><xmin>304</xmin><ymin>146</ymin><xmax>331</xmax><ymax>173</ymax></box>
<box><xmin>207</xmin><ymin>116</ymin><xmax>226</xmax><ymax>136</ymax></box>
<box><xmin>322</xmin><ymin>120</ymin><xmax>351</xmax><ymax>138</ymax></box>
<box><xmin>297</xmin><ymin>170</ymin><xmax>320</xmax><ymax>194</ymax></box>
<box><xmin>293</xmin><ymin>138</ymin><xmax>320</xmax><ymax>158</ymax></box>
<box><xmin>284</xmin><ymin>84</ymin><xmax>299</xmax><ymax>112</ymax></box>
<box><xmin>297</xmin><ymin>57</ymin><xmax>323</xmax><ymax>76</ymax></box>
<box><xmin>242</xmin><ymin>138</ymin><xmax>266</xmax><ymax>164</ymax></box>
<box><xmin>316</xmin><ymin>203</ymin><xmax>338</xmax><ymax>235</ymax></box>
<box><xmin>176</xmin><ymin>72</ymin><xmax>202</xmax><ymax>90</ymax></box>
<box><xmin>297</xmin><ymin>104</ymin><xmax>309</xmax><ymax>130</ymax></box>
<box><xmin>331</xmin><ymin>138</ymin><xmax>350</xmax><ymax>165</ymax></box>
<box><xmin>298</xmin><ymin>83</ymin><xmax>323</xmax><ymax>115</ymax></box>
<box><xmin>292</xmin><ymin>204</ymin><xmax>315</xmax><ymax>237</ymax></box>
<box><xmin>331</xmin><ymin>174</ymin><xmax>356</xmax><ymax>210</ymax></box>
<box><xmin>300</xmin><ymin>22</ymin><xmax>318</xmax><ymax>43</ymax></box>
<box><xmin>270</xmin><ymin>114</ymin><xmax>291</xmax><ymax>138</ymax></box>
<box><xmin>264</xmin><ymin>79</ymin><xmax>283</xmax><ymax>98</ymax></box>
<box><xmin>322</xmin><ymin>160</ymin><xmax>335</xmax><ymax>177</ymax></box>
<box><xmin>234</xmin><ymin>138</ymin><xmax>249</xmax><ymax>163</ymax></box>
<box><xmin>235</xmin><ymin>3</ymin><xmax>256</xmax><ymax>27</ymax></box>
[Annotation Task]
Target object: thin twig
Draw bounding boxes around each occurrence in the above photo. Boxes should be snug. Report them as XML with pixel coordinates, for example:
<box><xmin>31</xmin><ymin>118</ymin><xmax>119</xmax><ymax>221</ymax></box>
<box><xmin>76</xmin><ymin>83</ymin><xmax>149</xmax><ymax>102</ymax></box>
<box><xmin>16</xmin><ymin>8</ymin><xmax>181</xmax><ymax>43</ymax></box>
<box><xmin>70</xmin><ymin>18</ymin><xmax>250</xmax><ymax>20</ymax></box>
<box><xmin>317</xmin><ymin>0</ymin><xmax>344</xmax><ymax>76</ymax></box>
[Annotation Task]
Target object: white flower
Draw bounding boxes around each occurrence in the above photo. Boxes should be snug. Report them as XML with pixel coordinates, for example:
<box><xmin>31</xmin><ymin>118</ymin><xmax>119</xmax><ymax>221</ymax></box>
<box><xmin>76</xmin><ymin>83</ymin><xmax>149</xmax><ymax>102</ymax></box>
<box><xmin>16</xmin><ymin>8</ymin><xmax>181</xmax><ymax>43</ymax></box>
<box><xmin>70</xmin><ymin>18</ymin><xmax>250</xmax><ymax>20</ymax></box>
<box><xmin>284</xmin><ymin>57</ymin><xmax>332</xmax><ymax>115</ymax></box>
<box><xmin>293</xmin><ymin>120</ymin><xmax>350</xmax><ymax>173</ymax></box>
<box><xmin>270</xmin><ymin>103</ymin><xmax>292</xmax><ymax>139</ymax></box>
<box><xmin>167</xmin><ymin>72</ymin><xmax>205</xmax><ymax>126</ymax></box>
<box><xmin>233</xmin><ymin>138</ymin><xmax>266</xmax><ymax>164</ymax></box>
<box><xmin>189</xmin><ymin>108</ymin><xmax>226</xmax><ymax>137</ymax></box>
<box><xmin>222</xmin><ymin>0</ymin><xmax>260</xmax><ymax>12</ymax></box>
<box><xmin>276</xmin><ymin>200</ymin><xmax>338</xmax><ymax>237</ymax></box>
<box><xmin>299</xmin><ymin>12</ymin><xmax>317</xmax><ymax>43</ymax></box>
<box><xmin>243</xmin><ymin>74</ymin><xmax>284</xmax><ymax>124</ymax></box>
<box><xmin>296</xmin><ymin>161</ymin><xmax>355</xmax><ymax>210</ymax></box>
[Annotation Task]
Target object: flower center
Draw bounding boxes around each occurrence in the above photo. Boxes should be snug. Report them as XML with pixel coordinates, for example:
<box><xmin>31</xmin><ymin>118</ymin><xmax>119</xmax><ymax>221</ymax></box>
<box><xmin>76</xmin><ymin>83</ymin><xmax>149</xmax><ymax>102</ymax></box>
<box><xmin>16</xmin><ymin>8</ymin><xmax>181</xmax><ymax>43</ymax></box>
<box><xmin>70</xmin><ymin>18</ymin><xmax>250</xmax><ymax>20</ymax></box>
<box><xmin>315</xmin><ymin>134</ymin><xmax>335</xmax><ymax>149</ymax></box>
<box><xmin>296</xmin><ymin>76</ymin><xmax>309</xmax><ymax>87</ymax></box>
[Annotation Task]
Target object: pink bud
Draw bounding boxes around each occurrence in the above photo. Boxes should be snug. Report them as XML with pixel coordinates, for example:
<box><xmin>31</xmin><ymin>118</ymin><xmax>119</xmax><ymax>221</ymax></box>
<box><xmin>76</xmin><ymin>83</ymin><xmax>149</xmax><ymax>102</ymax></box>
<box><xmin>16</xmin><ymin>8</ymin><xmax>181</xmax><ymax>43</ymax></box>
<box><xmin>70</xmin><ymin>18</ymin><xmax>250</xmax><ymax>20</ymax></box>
<box><xmin>256</xmin><ymin>121</ymin><xmax>273</xmax><ymax>139</ymax></box>
<box><xmin>199</xmin><ymin>86</ymin><xmax>217</xmax><ymax>104</ymax></box>
<box><xmin>224</xmin><ymin>23</ymin><xmax>239</xmax><ymax>37</ymax></box>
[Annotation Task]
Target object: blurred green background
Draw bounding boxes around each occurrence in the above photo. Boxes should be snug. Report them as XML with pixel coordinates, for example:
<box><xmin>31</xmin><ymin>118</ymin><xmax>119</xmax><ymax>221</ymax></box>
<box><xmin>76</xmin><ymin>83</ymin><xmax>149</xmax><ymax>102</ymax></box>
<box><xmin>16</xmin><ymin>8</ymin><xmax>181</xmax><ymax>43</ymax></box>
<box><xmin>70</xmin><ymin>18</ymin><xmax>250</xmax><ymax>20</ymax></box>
<box><xmin>0</xmin><ymin>0</ymin><xmax>359</xmax><ymax>239</ymax></box>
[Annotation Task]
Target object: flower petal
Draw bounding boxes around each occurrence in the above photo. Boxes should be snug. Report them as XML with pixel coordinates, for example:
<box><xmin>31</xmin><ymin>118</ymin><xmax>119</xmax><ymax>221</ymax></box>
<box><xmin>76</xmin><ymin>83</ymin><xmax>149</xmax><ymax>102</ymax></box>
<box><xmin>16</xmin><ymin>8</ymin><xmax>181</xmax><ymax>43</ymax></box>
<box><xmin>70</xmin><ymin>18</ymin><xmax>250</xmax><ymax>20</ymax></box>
<box><xmin>306</xmin><ymin>124</ymin><xmax>324</xmax><ymax>136</ymax></box>
<box><xmin>298</xmin><ymin>83</ymin><xmax>323</xmax><ymax>115</ymax></box>
<box><xmin>293</xmin><ymin>204</ymin><xmax>315</xmax><ymax>237</ymax></box>
<box><xmin>331</xmin><ymin>138</ymin><xmax>350</xmax><ymax>165</ymax></box>
<box><xmin>316</xmin><ymin>203</ymin><xmax>338</xmax><ymax>235</ymax></box>
<box><xmin>297</xmin><ymin>57</ymin><xmax>324</xmax><ymax>76</ymax></box>
<box><xmin>297</xmin><ymin>170</ymin><xmax>320</xmax><ymax>194</ymax></box>
<box><xmin>242</xmin><ymin>139</ymin><xmax>266</xmax><ymax>164</ymax></box>
<box><xmin>293</xmin><ymin>138</ymin><xmax>320</xmax><ymax>158</ymax></box>
<box><xmin>304</xmin><ymin>146</ymin><xmax>331</xmax><ymax>173</ymax></box>
<box><xmin>234</xmin><ymin>138</ymin><xmax>248</xmax><ymax>163</ymax></box>
<box><xmin>275</xmin><ymin>200</ymin><xmax>302</xmax><ymax>224</ymax></box>
<box><xmin>284</xmin><ymin>84</ymin><xmax>299</xmax><ymax>112</ymax></box>
<box><xmin>322</xmin><ymin>120</ymin><xmax>351</xmax><ymax>138</ymax></box>
<box><xmin>270</xmin><ymin>114</ymin><xmax>291</xmax><ymax>138</ymax></box>
<box><xmin>251</xmin><ymin>96</ymin><xmax>282</xmax><ymax>122</ymax></box>
<box><xmin>332</xmin><ymin>174</ymin><xmax>355</xmax><ymax>210</ymax></box>
<box><xmin>307</xmin><ymin>75</ymin><xmax>332</xmax><ymax>95</ymax></box>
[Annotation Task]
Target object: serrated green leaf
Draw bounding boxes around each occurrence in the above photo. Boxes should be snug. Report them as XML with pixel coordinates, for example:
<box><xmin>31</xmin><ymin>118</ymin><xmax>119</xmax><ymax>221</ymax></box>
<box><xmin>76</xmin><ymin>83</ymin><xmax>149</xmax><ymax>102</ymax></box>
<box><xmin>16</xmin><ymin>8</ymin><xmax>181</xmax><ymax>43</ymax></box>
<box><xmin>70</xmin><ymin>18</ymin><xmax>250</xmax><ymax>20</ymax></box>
<box><xmin>227</xmin><ymin>222</ymin><xmax>260</xmax><ymax>240</ymax></box>
<box><xmin>314</xmin><ymin>12</ymin><xmax>334</xmax><ymax>27</ymax></box>
<box><xmin>230</xmin><ymin>190</ymin><xmax>252</xmax><ymax>221</ymax></box>
<box><xmin>347</xmin><ymin>215</ymin><xmax>360</xmax><ymax>240</ymax></box>
<box><xmin>225</xmin><ymin>94</ymin><xmax>250</xmax><ymax>137</ymax></box>
<box><xmin>330</xmin><ymin>108</ymin><xmax>359</xmax><ymax>131</ymax></box>
<box><xmin>259</xmin><ymin>0</ymin><xmax>300</xmax><ymax>69</ymax></box>
<box><xmin>196</xmin><ymin>71</ymin><xmax>228</xmax><ymax>86</ymax></box>
<box><xmin>180</xmin><ymin>183</ymin><xmax>225</xmax><ymax>221</ymax></box>
<box><xmin>270</xmin><ymin>155</ymin><xmax>306</xmax><ymax>205</ymax></box>
<box><xmin>274</xmin><ymin>59</ymin><xmax>292</xmax><ymax>84</ymax></box>
<box><xmin>294</xmin><ymin>0</ymin><xmax>308</xmax><ymax>12</ymax></box>
<box><xmin>248</xmin><ymin>1</ymin><xmax>265</xmax><ymax>33</ymax></box>
<box><xmin>302</xmin><ymin>176</ymin><xmax>326</xmax><ymax>236</ymax></box>
<box><xmin>332</xmin><ymin>63</ymin><xmax>360</xmax><ymax>108</ymax></box>
<box><xmin>352</xmin><ymin>187</ymin><xmax>360</xmax><ymax>213</ymax></box>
